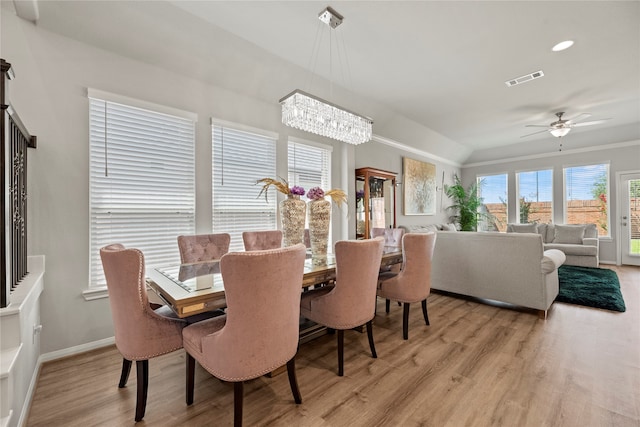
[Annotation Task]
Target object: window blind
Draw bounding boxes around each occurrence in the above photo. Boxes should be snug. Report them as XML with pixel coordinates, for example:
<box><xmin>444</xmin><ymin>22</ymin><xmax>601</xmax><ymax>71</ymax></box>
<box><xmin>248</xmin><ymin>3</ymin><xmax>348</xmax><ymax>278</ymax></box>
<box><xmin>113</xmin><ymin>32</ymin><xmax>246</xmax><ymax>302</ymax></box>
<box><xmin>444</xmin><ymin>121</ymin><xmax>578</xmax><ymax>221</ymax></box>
<box><xmin>212</xmin><ymin>124</ymin><xmax>277</xmax><ymax>252</ymax></box>
<box><xmin>564</xmin><ymin>163</ymin><xmax>609</xmax><ymax>236</ymax></box>
<box><xmin>89</xmin><ymin>97</ymin><xmax>195</xmax><ymax>288</ymax></box>
<box><xmin>287</xmin><ymin>140</ymin><xmax>332</xmax><ymax>195</ymax></box>
<box><xmin>517</xmin><ymin>169</ymin><xmax>553</xmax><ymax>224</ymax></box>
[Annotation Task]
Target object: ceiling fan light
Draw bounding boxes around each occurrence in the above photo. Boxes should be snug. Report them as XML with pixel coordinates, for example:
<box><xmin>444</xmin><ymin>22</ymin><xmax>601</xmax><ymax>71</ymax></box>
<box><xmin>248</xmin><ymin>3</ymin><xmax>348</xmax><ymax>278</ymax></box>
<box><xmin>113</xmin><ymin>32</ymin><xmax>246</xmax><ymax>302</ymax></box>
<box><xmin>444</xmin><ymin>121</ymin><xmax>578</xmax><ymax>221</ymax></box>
<box><xmin>550</xmin><ymin>127</ymin><xmax>571</xmax><ymax>138</ymax></box>
<box><xmin>552</xmin><ymin>40</ymin><xmax>574</xmax><ymax>52</ymax></box>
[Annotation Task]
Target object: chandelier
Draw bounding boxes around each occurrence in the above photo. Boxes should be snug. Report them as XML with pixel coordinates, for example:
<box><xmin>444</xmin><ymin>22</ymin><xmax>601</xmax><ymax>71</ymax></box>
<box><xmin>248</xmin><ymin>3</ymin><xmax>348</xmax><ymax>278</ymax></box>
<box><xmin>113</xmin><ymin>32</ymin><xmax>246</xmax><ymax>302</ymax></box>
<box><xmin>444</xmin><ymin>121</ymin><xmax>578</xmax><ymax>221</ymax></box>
<box><xmin>280</xmin><ymin>7</ymin><xmax>373</xmax><ymax>145</ymax></box>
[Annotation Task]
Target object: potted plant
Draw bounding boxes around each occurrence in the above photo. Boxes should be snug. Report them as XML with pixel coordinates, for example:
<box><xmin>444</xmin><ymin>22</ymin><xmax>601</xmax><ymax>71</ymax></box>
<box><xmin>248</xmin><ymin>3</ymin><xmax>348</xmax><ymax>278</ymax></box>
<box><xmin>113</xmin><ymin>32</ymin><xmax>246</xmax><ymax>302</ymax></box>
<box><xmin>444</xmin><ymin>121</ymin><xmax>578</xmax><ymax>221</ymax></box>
<box><xmin>444</xmin><ymin>174</ymin><xmax>492</xmax><ymax>231</ymax></box>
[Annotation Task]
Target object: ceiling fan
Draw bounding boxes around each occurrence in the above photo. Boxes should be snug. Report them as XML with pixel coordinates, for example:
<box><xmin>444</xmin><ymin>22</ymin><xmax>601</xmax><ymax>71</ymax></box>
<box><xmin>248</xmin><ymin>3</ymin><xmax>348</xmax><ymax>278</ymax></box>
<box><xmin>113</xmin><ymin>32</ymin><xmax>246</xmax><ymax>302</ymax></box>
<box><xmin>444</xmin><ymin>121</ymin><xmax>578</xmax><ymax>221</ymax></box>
<box><xmin>521</xmin><ymin>112</ymin><xmax>611</xmax><ymax>139</ymax></box>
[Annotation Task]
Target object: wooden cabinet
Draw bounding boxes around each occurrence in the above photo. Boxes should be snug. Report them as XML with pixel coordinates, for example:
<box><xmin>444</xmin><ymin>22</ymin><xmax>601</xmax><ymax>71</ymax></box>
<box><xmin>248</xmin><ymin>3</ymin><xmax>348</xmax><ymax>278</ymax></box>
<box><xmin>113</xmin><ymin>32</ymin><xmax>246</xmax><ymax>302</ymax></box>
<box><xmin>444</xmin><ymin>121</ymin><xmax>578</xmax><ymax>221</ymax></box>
<box><xmin>355</xmin><ymin>167</ymin><xmax>397</xmax><ymax>239</ymax></box>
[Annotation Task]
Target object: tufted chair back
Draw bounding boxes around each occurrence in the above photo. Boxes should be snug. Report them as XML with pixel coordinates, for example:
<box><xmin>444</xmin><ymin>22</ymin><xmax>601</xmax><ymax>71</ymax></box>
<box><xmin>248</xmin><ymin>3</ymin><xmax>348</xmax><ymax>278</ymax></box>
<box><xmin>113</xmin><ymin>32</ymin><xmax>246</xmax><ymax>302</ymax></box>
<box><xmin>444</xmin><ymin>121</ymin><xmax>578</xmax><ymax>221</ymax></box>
<box><xmin>242</xmin><ymin>230</ymin><xmax>282</xmax><ymax>251</ymax></box>
<box><xmin>177</xmin><ymin>233</ymin><xmax>231</xmax><ymax>263</ymax></box>
<box><xmin>371</xmin><ymin>227</ymin><xmax>405</xmax><ymax>248</ymax></box>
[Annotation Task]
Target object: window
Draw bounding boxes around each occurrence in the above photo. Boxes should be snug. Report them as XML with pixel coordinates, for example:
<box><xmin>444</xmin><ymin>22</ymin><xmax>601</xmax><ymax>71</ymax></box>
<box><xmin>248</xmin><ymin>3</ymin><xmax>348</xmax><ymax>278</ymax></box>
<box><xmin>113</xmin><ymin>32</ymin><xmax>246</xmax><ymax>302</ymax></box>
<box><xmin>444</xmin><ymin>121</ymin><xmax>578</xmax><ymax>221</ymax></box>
<box><xmin>89</xmin><ymin>93</ymin><xmax>196</xmax><ymax>288</ymax></box>
<box><xmin>212</xmin><ymin>122</ymin><xmax>277</xmax><ymax>252</ymax></box>
<box><xmin>477</xmin><ymin>173</ymin><xmax>508</xmax><ymax>232</ymax></box>
<box><xmin>287</xmin><ymin>140</ymin><xmax>332</xmax><ymax>199</ymax></box>
<box><xmin>564</xmin><ymin>163</ymin><xmax>609</xmax><ymax>236</ymax></box>
<box><xmin>516</xmin><ymin>169</ymin><xmax>553</xmax><ymax>224</ymax></box>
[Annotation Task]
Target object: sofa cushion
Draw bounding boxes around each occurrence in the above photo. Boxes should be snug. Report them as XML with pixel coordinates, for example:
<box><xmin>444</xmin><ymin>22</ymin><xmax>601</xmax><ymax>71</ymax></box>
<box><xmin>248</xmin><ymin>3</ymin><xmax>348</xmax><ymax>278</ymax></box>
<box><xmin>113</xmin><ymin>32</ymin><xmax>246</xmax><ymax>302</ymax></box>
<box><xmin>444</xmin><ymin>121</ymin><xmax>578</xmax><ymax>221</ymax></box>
<box><xmin>507</xmin><ymin>223</ymin><xmax>538</xmax><ymax>233</ymax></box>
<box><xmin>553</xmin><ymin>224</ymin><xmax>585</xmax><ymax>244</ymax></box>
<box><xmin>544</xmin><ymin>243</ymin><xmax>598</xmax><ymax>256</ymax></box>
<box><xmin>440</xmin><ymin>223</ymin><xmax>457</xmax><ymax>232</ymax></box>
<box><xmin>541</xmin><ymin>249</ymin><xmax>566</xmax><ymax>273</ymax></box>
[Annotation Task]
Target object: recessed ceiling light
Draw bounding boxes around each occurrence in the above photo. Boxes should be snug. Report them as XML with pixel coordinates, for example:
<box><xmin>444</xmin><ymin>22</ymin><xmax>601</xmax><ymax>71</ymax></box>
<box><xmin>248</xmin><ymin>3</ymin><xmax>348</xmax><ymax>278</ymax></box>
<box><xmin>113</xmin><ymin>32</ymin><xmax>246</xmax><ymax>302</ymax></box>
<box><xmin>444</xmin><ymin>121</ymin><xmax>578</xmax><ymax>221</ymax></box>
<box><xmin>552</xmin><ymin>40</ymin><xmax>574</xmax><ymax>52</ymax></box>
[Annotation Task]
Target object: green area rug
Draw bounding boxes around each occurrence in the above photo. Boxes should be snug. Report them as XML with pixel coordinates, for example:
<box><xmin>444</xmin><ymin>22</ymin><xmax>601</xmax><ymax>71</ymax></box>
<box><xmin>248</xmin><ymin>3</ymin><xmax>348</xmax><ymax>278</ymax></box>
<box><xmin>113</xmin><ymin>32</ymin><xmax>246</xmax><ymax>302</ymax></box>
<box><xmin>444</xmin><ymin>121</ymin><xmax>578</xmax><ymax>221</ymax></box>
<box><xmin>557</xmin><ymin>265</ymin><xmax>626</xmax><ymax>312</ymax></box>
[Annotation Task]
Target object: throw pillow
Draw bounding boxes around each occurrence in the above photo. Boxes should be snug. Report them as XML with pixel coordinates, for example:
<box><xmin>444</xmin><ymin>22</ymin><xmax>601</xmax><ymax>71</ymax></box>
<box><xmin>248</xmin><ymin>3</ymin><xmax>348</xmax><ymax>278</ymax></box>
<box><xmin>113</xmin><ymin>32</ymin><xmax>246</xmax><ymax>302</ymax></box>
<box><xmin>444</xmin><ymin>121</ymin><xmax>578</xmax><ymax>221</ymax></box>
<box><xmin>553</xmin><ymin>225</ymin><xmax>585</xmax><ymax>244</ymax></box>
<box><xmin>443</xmin><ymin>223</ymin><xmax>457</xmax><ymax>231</ymax></box>
<box><xmin>507</xmin><ymin>223</ymin><xmax>537</xmax><ymax>233</ymax></box>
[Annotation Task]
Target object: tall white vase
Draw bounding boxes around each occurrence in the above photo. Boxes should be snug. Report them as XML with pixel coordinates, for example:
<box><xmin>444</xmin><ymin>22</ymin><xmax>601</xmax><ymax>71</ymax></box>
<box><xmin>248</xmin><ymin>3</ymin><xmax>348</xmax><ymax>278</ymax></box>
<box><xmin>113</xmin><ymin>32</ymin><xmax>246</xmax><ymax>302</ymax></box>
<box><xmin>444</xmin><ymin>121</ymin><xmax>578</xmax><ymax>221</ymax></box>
<box><xmin>308</xmin><ymin>199</ymin><xmax>331</xmax><ymax>260</ymax></box>
<box><xmin>280</xmin><ymin>195</ymin><xmax>306</xmax><ymax>247</ymax></box>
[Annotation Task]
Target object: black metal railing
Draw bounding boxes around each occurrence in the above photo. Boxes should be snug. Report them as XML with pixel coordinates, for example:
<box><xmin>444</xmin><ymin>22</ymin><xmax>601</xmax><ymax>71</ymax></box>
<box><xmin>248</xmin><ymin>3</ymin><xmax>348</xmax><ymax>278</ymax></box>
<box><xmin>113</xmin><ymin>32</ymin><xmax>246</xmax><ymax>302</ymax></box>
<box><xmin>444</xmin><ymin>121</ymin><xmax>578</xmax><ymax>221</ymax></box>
<box><xmin>1</xmin><ymin>58</ymin><xmax>37</xmax><ymax>308</ymax></box>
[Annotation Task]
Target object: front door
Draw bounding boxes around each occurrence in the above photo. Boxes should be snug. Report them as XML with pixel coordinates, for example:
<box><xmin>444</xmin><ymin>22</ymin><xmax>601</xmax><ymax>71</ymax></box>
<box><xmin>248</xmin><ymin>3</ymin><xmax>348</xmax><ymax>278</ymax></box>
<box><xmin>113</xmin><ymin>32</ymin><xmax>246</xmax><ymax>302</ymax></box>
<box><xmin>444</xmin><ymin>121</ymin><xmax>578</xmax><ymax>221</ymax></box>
<box><xmin>620</xmin><ymin>172</ymin><xmax>640</xmax><ymax>266</ymax></box>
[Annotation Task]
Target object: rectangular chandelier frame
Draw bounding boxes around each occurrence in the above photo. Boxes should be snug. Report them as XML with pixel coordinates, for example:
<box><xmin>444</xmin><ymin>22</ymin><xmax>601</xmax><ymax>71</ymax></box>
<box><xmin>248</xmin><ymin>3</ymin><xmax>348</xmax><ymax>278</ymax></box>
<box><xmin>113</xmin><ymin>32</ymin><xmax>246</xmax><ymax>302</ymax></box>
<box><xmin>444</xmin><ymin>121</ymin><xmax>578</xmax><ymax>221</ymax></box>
<box><xmin>279</xmin><ymin>89</ymin><xmax>373</xmax><ymax>145</ymax></box>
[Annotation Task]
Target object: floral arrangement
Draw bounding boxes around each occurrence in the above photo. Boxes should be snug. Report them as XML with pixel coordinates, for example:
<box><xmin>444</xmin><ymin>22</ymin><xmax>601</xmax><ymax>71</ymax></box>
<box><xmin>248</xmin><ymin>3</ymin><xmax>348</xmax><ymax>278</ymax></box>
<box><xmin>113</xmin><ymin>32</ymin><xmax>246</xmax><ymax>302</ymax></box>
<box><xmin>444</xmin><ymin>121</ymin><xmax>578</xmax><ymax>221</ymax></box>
<box><xmin>290</xmin><ymin>185</ymin><xmax>305</xmax><ymax>196</ymax></box>
<box><xmin>356</xmin><ymin>189</ymin><xmax>365</xmax><ymax>200</ymax></box>
<box><xmin>257</xmin><ymin>177</ymin><xmax>305</xmax><ymax>201</ymax></box>
<box><xmin>307</xmin><ymin>186</ymin><xmax>347</xmax><ymax>207</ymax></box>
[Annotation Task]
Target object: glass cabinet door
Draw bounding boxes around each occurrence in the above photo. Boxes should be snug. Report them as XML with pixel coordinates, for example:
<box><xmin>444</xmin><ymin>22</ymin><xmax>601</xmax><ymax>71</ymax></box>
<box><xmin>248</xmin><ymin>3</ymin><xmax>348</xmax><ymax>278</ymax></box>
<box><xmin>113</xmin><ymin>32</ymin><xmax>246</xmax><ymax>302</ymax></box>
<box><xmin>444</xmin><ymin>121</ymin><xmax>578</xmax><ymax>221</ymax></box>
<box><xmin>355</xmin><ymin>167</ymin><xmax>397</xmax><ymax>239</ymax></box>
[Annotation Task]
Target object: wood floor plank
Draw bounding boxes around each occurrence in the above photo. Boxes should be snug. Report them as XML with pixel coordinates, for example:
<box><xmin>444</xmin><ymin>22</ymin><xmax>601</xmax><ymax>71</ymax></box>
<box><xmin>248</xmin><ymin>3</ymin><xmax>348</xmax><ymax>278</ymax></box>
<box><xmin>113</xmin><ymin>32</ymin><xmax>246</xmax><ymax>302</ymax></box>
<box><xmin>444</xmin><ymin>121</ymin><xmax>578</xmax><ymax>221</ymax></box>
<box><xmin>26</xmin><ymin>265</ymin><xmax>640</xmax><ymax>426</ymax></box>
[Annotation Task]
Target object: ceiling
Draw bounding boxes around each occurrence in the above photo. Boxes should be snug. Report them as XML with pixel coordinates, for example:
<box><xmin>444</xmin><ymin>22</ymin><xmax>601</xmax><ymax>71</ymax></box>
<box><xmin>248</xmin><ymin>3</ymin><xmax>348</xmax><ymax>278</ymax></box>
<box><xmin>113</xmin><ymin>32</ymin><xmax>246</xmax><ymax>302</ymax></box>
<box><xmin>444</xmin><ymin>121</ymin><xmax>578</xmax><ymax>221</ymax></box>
<box><xmin>17</xmin><ymin>1</ymin><xmax>640</xmax><ymax>157</ymax></box>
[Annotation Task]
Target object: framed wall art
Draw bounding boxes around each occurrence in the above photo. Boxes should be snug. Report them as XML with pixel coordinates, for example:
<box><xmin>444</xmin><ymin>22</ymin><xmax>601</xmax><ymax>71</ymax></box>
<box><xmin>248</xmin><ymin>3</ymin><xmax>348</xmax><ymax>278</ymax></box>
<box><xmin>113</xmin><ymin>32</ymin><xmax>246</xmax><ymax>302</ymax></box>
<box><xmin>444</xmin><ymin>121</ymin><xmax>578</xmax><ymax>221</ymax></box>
<box><xmin>403</xmin><ymin>157</ymin><xmax>436</xmax><ymax>215</ymax></box>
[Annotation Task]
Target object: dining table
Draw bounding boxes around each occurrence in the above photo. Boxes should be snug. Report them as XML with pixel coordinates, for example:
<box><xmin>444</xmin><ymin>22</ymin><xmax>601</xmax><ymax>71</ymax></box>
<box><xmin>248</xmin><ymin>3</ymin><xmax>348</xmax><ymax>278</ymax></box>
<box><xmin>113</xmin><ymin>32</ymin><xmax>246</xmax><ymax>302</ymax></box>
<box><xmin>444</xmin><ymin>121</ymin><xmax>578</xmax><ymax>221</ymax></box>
<box><xmin>146</xmin><ymin>246</ymin><xmax>403</xmax><ymax>321</ymax></box>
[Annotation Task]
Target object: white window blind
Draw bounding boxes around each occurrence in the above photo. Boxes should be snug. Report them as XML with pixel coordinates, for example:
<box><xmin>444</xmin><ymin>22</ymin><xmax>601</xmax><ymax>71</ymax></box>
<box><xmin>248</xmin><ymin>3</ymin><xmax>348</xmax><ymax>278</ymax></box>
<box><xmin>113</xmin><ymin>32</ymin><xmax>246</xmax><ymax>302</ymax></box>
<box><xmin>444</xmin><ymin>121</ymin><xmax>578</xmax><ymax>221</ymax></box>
<box><xmin>564</xmin><ymin>163</ymin><xmax>609</xmax><ymax>236</ymax></box>
<box><xmin>89</xmin><ymin>97</ymin><xmax>195</xmax><ymax>288</ymax></box>
<box><xmin>517</xmin><ymin>169</ymin><xmax>553</xmax><ymax>224</ymax></box>
<box><xmin>477</xmin><ymin>173</ymin><xmax>508</xmax><ymax>232</ymax></box>
<box><xmin>212</xmin><ymin>124</ymin><xmax>277</xmax><ymax>252</ymax></box>
<box><xmin>287</xmin><ymin>140</ymin><xmax>332</xmax><ymax>195</ymax></box>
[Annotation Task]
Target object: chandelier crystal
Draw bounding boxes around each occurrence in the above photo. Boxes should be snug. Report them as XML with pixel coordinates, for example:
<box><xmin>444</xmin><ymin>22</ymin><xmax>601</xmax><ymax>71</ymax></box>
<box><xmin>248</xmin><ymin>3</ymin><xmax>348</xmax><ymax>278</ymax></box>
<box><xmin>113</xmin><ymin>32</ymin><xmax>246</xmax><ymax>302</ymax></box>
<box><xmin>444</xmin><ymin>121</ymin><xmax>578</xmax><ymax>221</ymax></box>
<box><xmin>280</xmin><ymin>7</ymin><xmax>373</xmax><ymax>145</ymax></box>
<box><xmin>280</xmin><ymin>90</ymin><xmax>373</xmax><ymax>145</ymax></box>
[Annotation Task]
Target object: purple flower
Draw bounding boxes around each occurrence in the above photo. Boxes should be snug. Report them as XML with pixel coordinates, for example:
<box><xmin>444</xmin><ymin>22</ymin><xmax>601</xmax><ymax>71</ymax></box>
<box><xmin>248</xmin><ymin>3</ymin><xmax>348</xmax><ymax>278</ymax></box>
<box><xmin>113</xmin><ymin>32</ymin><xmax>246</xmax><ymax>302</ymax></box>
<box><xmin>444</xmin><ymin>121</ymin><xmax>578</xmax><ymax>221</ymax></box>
<box><xmin>356</xmin><ymin>189</ymin><xmax>365</xmax><ymax>200</ymax></box>
<box><xmin>290</xmin><ymin>186</ymin><xmax>305</xmax><ymax>196</ymax></box>
<box><xmin>307</xmin><ymin>187</ymin><xmax>325</xmax><ymax>200</ymax></box>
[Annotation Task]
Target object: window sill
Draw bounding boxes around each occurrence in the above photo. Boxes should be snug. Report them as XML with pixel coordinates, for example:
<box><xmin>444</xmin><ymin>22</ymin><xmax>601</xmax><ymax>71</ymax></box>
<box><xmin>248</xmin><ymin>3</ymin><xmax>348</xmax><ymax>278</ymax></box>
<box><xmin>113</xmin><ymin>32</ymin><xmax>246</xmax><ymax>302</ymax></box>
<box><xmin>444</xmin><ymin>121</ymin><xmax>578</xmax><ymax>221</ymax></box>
<box><xmin>82</xmin><ymin>287</ymin><xmax>108</xmax><ymax>301</ymax></box>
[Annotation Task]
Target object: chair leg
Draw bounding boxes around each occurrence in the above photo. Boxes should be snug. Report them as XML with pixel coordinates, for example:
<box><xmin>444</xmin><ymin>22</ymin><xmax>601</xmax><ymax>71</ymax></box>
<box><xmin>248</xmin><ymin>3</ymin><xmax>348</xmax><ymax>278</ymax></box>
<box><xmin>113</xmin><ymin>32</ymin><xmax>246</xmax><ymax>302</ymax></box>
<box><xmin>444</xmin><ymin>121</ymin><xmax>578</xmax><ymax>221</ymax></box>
<box><xmin>403</xmin><ymin>303</ymin><xmax>410</xmax><ymax>340</ymax></box>
<box><xmin>135</xmin><ymin>360</ymin><xmax>149</xmax><ymax>422</ymax></box>
<box><xmin>422</xmin><ymin>299</ymin><xmax>430</xmax><ymax>326</ymax></box>
<box><xmin>366</xmin><ymin>320</ymin><xmax>377</xmax><ymax>359</ymax></box>
<box><xmin>286</xmin><ymin>357</ymin><xmax>302</xmax><ymax>404</ymax></box>
<box><xmin>119</xmin><ymin>358</ymin><xmax>132</xmax><ymax>388</ymax></box>
<box><xmin>337</xmin><ymin>330</ymin><xmax>345</xmax><ymax>377</ymax></box>
<box><xmin>186</xmin><ymin>353</ymin><xmax>195</xmax><ymax>405</ymax></box>
<box><xmin>385</xmin><ymin>299</ymin><xmax>390</xmax><ymax>313</ymax></box>
<box><xmin>234</xmin><ymin>381</ymin><xmax>244</xmax><ymax>427</ymax></box>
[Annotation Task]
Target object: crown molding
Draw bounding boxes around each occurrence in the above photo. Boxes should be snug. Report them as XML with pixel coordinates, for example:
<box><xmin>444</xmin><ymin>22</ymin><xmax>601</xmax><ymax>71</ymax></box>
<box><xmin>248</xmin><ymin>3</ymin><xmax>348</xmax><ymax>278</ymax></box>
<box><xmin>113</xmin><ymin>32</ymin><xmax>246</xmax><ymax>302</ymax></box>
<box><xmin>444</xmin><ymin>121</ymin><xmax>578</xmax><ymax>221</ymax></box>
<box><xmin>462</xmin><ymin>140</ymin><xmax>640</xmax><ymax>168</ymax></box>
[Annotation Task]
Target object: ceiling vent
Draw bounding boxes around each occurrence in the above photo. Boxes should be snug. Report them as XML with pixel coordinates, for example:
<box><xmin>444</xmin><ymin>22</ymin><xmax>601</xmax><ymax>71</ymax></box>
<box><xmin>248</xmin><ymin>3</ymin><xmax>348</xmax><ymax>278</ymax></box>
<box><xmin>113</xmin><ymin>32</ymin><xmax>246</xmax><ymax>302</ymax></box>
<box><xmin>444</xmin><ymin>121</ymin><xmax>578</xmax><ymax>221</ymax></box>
<box><xmin>505</xmin><ymin>70</ymin><xmax>544</xmax><ymax>87</ymax></box>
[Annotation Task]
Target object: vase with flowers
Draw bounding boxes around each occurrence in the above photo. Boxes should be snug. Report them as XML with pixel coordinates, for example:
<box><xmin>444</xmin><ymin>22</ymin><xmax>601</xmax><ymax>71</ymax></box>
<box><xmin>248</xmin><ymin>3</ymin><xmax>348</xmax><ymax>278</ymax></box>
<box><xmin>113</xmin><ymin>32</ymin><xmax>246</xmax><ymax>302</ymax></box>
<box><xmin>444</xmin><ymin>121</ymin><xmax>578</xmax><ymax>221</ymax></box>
<box><xmin>306</xmin><ymin>186</ymin><xmax>347</xmax><ymax>260</ymax></box>
<box><xmin>257</xmin><ymin>178</ymin><xmax>306</xmax><ymax>247</ymax></box>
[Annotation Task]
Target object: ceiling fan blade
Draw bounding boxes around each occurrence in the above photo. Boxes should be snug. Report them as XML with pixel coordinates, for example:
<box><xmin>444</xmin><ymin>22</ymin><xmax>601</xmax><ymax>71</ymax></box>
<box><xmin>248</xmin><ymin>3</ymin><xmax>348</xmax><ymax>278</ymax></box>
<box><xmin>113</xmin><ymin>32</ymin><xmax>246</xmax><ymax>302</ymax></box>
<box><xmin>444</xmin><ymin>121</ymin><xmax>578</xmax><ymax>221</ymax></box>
<box><xmin>572</xmin><ymin>118</ymin><xmax>611</xmax><ymax>127</ymax></box>
<box><xmin>525</xmin><ymin>124</ymin><xmax>549</xmax><ymax>128</ymax></box>
<box><xmin>520</xmin><ymin>129</ymin><xmax>550</xmax><ymax>138</ymax></box>
<box><xmin>565</xmin><ymin>112</ymin><xmax>592</xmax><ymax>123</ymax></box>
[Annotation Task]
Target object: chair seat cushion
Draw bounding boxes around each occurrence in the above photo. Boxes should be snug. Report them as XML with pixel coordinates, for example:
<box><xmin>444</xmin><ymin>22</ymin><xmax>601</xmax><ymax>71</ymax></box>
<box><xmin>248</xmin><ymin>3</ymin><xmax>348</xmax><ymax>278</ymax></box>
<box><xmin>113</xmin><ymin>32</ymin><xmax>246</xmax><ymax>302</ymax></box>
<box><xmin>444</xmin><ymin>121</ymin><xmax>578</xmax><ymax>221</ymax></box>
<box><xmin>182</xmin><ymin>315</ymin><xmax>227</xmax><ymax>354</ymax></box>
<box><xmin>300</xmin><ymin>286</ymin><xmax>334</xmax><ymax>312</ymax></box>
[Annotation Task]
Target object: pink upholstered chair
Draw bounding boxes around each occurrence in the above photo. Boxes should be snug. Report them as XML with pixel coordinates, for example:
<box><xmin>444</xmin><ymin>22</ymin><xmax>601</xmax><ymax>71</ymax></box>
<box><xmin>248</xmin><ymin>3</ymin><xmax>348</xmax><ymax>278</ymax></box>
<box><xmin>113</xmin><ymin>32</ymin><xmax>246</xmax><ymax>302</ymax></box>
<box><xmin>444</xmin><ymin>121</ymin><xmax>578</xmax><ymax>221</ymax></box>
<box><xmin>100</xmin><ymin>244</ymin><xmax>186</xmax><ymax>422</ymax></box>
<box><xmin>177</xmin><ymin>233</ymin><xmax>231</xmax><ymax>263</ymax></box>
<box><xmin>242</xmin><ymin>230</ymin><xmax>282</xmax><ymax>251</ymax></box>
<box><xmin>377</xmin><ymin>232</ymin><xmax>437</xmax><ymax>340</ymax></box>
<box><xmin>371</xmin><ymin>227</ymin><xmax>405</xmax><ymax>273</ymax></box>
<box><xmin>182</xmin><ymin>244</ymin><xmax>307</xmax><ymax>426</ymax></box>
<box><xmin>371</xmin><ymin>227</ymin><xmax>405</xmax><ymax>247</ymax></box>
<box><xmin>299</xmin><ymin>237</ymin><xmax>384</xmax><ymax>376</ymax></box>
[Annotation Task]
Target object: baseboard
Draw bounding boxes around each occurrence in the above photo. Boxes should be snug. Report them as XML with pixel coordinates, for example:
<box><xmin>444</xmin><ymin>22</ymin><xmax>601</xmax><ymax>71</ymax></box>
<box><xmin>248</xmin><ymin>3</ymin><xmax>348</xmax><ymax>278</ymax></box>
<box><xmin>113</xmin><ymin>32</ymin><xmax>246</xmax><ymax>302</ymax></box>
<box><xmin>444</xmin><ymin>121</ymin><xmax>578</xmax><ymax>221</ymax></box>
<box><xmin>39</xmin><ymin>337</ymin><xmax>115</xmax><ymax>363</ymax></box>
<box><xmin>599</xmin><ymin>260</ymin><xmax>616</xmax><ymax>265</ymax></box>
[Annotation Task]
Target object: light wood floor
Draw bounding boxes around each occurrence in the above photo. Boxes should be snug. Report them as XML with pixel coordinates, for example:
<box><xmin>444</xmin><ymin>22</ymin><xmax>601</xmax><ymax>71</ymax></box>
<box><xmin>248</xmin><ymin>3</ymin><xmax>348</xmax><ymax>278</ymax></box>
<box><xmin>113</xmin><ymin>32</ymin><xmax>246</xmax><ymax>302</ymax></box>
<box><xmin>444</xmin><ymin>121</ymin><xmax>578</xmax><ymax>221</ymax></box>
<box><xmin>27</xmin><ymin>265</ymin><xmax>639</xmax><ymax>427</ymax></box>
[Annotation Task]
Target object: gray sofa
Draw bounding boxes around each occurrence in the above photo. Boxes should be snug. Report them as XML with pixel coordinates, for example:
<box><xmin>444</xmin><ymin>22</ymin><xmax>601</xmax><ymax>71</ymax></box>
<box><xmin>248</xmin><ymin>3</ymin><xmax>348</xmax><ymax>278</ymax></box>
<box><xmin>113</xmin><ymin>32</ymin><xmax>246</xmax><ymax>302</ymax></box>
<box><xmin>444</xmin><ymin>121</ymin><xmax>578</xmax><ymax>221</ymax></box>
<box><xmin>507</xmin><ymin>223</ymin><xmax>599</xmax><ymax>268</ymax></box>
<box><xmin>430</xmin><ymin>231</ymin><xmax>565</xmax><ymax>316</ymax></box>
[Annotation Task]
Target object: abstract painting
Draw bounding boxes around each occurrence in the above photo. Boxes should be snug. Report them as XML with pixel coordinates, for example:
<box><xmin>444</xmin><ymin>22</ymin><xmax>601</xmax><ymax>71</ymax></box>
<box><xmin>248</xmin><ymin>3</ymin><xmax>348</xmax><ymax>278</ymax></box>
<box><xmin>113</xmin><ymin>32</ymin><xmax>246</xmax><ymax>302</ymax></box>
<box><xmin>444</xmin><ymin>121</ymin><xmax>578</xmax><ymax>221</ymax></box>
<box><xmin>403</xmin><ymin>157</ymin><xmax>436</xmax><ymax>215</ymax></box>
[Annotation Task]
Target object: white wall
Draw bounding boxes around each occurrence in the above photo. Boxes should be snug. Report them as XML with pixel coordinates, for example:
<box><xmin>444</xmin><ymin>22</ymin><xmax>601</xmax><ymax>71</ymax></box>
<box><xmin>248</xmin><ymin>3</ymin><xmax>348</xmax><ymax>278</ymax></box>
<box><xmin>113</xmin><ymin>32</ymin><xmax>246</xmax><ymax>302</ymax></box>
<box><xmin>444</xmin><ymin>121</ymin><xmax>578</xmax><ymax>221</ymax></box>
<box><xmin>461</xmin><ymin>141</ymin><xmax>640</xmax><ymax>263</ymax></box>
<box><xmin>355</xmin><ymin>140</ymin><xmax>461</xmax><ymax>229</ymax></box>
<box><xmin>1</xmin><ymin>9</ymin><xmax>463</xmax><ymax>353</ymax></box>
